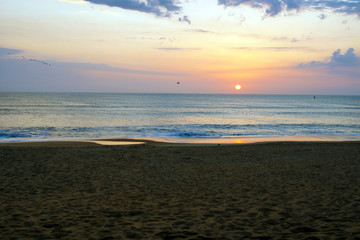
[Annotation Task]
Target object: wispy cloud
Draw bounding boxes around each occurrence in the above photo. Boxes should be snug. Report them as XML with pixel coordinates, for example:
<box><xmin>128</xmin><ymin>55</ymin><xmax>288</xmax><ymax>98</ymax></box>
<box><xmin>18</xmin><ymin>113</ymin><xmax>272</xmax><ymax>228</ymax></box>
<box><xmin>0</xmin><ymin>46</ymin><xmax>184</xmax><ymax>76</ymax></box>
<box><xmin>272</xmin><ymin>36</ymin><xmax>299</xmax><ymax>43</ymax></box>
<box><xmin>186</xmin><ymin>29</ymin><xmax>211</xmax><ymax>34</ymax></box>
<box><xmin>81</xmin><ymin>0</ymin><xmax>182</xmax><ymax>17</ymax></box>
<box><xmin>0</xmin><ymin>52</ymin><xmax>186</xmax><ymax>92</ymax></box>
<box><xmin>234</xmin><ymin>46</ymin><xmax>307</xmax><ymax>51</ymax></box>
<box><xmin>218</xmin><ymin>0</ymin><xmax>360</xmax><ymax>17</ymax></box>
<box><xmin>157</xmin><ymin>47</ymin><xmax>200</xmax><ymax>51</ymax></box>
<box><xmin>0</xmin><ymin>47</ymin><xmax>23</xmax><ymax>57</ymax></box>
<box><xmin>57</xmin><ymin>62</ymin><xmax>185</xmax><ymax>76</ymax></box>
<box><xmin>58</xmin><ymin>0</ymin><xmax>88</xmax><ymax>4</ymax></box>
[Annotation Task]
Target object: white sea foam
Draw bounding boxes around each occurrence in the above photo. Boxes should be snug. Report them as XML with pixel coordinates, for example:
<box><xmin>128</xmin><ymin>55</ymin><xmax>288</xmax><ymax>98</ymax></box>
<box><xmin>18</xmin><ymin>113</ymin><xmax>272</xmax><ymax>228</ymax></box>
<box><xmin>0</xmin><ymin>93</ymin><xmax>359</xmax><ymax>142</ymax></box>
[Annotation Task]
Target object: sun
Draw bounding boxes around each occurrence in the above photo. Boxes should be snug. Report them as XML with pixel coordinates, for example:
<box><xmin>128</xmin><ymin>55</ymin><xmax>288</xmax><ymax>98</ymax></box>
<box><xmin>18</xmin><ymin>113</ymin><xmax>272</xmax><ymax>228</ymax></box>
<box><xmin>235</xmin><ymin>84</ymin><xmax>241</xmax><ymax>90</ymax></box>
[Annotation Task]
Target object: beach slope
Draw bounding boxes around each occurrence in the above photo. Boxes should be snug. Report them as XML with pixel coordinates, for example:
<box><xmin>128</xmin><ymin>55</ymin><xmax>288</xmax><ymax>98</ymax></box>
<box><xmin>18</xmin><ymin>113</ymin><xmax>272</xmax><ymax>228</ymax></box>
<box><xmin>0</xmin><ymin>142</ymin><xmax>359</xmax><ymax>239</ymax></box>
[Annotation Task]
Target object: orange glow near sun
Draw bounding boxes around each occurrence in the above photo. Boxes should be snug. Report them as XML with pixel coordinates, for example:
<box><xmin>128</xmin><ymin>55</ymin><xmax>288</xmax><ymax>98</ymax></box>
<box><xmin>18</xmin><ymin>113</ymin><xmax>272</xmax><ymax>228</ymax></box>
<box><xmin>235</xmin><ymin>84</ymin><xmax>241</xmax><ymax>90</ymax></box>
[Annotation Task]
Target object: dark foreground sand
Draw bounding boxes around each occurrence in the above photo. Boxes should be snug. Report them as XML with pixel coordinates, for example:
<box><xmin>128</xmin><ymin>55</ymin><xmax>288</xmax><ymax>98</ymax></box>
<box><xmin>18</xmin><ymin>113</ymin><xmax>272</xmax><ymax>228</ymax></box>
<box><xmin>0</xmin><ymin>142</ymin><xmax>359</xmax><ymax>239</ymax></box>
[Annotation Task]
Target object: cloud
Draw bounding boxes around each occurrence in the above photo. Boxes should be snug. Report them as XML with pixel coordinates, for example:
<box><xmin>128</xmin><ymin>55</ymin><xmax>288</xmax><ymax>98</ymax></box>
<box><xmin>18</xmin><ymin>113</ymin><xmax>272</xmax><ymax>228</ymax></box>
<box><xmin>272</xmin><ymin>36</ymin><xmax>288</xmax><ymax>41</ymax></box>
<box><xmin>234</xmin><ymin>46</ymin><xmax>307</xmax><ymax>51</ymax></box>
<box><xmin>272</xmin><ymin>36</ymin><xmax>299</xmax><ymax>43</ymax></box>
<box><xmin>56</xmin><ymin>61</ymin><xmax>185</xmax><ymax>76</ymax></box>
<box><xmin>297</xmin><ymin>48</ymin><xmax>360</xmax><ymax>79</ymax></box>
<box><xmin>331</xmin><ymin>48</ymin><xmax>359</xmax><ymax>66</ymax></box>
<box><xmin>0</xmin><ymin>52</ymin><xmax>184</xmax><ymax>76</ymax></box>
<box><xmin>0</xmin><ymin>54</ymin><xmax>188</xmax><ymax>92</ymax></box>
<box><xmin>157</xmin><ymin>47</ymin><xmax>200</xmax><ymax>51</ymax></box>
<box><xmin>186</xmin><ymin>29</ymin><xmax>211</xmax><ymax>33</ymax></box>
<box><xmin>318</xmin><ymin>13</ymin><xmax>327</xmax><ymax>20</ymax></box>
<box><xmin>178</xmin><ymin>15</ymin><xmax>191</xmax><ymax>24</ymax></box>
<box><xmin>298</xmin><ymin>48</ymin><xmax>360</xmax><ymax>68</ymax></box>
<box><xmin>218</xmin><ymin>0</ymin><xmax>360</xmax><ymax>17</ymax></box>
<box><xmin>58</xmin><ymin>0</ymin><xmax>88</xmax><ymax>4</ymax></box>
<box><xmin>82</xmin><ymin>0</ymin><xmax>182</xmax><ymax>17</ymax></box>
<box><xmin>0</xmin><ymin>47</ymin><xmax>23</xmax><ymax>57</ymax></box>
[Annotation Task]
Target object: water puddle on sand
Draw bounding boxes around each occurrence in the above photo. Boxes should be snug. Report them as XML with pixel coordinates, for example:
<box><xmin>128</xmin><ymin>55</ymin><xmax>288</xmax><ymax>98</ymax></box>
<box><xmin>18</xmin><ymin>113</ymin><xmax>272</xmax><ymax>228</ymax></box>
<box><xmin>92</xmin><ymin>141</ymin><xmax>145</xmax><ymax>146</ymax></box>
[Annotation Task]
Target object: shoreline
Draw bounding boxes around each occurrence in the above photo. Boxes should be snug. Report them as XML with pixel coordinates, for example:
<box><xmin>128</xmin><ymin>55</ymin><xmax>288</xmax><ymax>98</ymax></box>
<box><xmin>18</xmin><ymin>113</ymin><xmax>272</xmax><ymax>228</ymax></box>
<box><xmin>1</xmin><ymin>135</ymin><xmax>359</xmax><ymax>146</ymax></box>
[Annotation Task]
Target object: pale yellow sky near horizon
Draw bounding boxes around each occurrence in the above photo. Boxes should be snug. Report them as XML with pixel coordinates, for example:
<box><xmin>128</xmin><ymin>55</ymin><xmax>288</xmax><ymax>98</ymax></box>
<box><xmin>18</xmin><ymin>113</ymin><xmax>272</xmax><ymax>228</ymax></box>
<box><xmin>0</xmin><ymin>0</ymin><xmax>359</xmax><ymax>94</ymax></box>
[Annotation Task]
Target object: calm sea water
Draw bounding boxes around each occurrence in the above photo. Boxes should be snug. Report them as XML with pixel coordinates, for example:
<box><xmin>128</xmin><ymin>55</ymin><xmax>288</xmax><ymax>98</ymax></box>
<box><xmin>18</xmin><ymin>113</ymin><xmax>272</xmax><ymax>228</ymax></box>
<box><xmin>0</xmin><ymin>93</ymin><xmax>359</xmax><ymax>142</ymax></box>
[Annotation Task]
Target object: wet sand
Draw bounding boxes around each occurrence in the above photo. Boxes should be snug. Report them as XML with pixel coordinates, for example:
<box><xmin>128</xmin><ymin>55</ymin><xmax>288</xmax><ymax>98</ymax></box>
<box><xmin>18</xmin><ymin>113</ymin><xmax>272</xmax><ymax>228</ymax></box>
<box><xmin>0</xmin><ymin>141</ymin><xmax>360</xmax><ymax>239</ymax></box>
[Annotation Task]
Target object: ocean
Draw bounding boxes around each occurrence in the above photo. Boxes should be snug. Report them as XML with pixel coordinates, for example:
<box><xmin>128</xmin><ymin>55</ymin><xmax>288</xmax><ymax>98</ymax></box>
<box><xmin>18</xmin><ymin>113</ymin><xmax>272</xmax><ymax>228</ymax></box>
<box><xmin>0</xmin><ymin>93</ymin><xmax>359</xmax><ymax>142</ymax></box>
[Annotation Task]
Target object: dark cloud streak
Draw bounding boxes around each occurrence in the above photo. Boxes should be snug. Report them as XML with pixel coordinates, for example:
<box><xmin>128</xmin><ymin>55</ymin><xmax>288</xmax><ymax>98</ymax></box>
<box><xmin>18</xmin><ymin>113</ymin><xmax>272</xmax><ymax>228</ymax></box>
<box><xmin>82</xmin><ymin>0</ymin><xmax>182</xmax><ymax>17</ymax></box>
<box><xmin>218</xmin><ymin>0</ymin><xmax>360</xmax><ymax>17</ymax></box>
<box><xmin>318</xmin><ymin>13</ymin><xmax>327</xmax><ymax>20</ymax></box>
<box><xmin>186</xmin><ymin>29</ymin><xmax>211</xmax><ymax>33</ymax></box>
<box><xmin>178</xmin><ymin>15</ymin><xmax>191</xmax><ymax>24</ymax></box>
<box><xmin>157</xmin><ymin>47</ymin><xmax>200</xmax><ymax>51</ymax></box>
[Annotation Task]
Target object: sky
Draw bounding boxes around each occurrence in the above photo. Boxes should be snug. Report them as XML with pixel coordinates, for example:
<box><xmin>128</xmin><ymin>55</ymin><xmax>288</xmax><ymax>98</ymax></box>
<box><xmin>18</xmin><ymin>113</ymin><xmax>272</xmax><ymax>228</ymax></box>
<box><xmin>0</xmin><ymin>0</ymin><xmax>359</xmax><ymax>94</ymax></box>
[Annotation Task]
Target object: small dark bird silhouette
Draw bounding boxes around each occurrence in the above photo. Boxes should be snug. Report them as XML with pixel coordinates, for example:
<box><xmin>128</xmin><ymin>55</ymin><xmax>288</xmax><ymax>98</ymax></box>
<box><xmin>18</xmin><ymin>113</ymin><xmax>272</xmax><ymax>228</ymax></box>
<box><xmin>177</xmin><ymin>82</ymin><xmax>180</xmax><ymax>84</ymax></box>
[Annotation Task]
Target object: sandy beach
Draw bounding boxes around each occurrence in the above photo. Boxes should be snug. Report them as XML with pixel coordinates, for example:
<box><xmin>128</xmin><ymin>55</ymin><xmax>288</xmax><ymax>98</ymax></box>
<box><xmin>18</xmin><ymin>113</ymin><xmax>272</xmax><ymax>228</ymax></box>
<box><xmin>0</xmin><ymin>141</ymin><xmax>359</xmax><ymax>239</ymax></box>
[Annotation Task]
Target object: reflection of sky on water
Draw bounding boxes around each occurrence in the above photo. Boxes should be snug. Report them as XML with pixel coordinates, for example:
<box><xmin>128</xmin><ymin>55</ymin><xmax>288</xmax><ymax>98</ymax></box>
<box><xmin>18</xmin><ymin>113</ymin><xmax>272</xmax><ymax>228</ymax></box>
<box><xmin>0</xmin><ymin>93</ymin><xmax>359</xmax><ymax>142</ymax></box>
